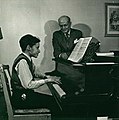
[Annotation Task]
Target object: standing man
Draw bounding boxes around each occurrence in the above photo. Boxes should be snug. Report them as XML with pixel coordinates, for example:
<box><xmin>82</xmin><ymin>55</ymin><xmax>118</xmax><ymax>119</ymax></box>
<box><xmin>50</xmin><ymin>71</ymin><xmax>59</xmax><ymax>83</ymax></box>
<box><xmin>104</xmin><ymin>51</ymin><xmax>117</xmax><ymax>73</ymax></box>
<box><xmin>52</xmin><ymin>15</ymin><xmax>85</xmax><ymax>94</ymax></box>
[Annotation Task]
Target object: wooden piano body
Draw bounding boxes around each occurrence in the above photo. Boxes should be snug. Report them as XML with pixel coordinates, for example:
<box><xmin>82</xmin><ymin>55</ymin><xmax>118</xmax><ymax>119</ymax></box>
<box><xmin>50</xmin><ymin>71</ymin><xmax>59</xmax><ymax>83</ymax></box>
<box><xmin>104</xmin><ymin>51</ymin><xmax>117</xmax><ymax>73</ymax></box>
<box><xmin>46</xmin><ymin>55</ymin><xmax>119</xmax><ymax>118</ymax></box>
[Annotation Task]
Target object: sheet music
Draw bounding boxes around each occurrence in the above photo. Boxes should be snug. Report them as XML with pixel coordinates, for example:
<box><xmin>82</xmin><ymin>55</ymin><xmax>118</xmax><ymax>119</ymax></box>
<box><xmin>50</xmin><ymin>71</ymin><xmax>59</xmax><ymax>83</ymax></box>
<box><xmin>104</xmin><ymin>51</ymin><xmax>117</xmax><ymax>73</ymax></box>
<box><xmin>68</xmin><ymin>37</ymin><xmax>92</xmax><ymax>63</ymax></box>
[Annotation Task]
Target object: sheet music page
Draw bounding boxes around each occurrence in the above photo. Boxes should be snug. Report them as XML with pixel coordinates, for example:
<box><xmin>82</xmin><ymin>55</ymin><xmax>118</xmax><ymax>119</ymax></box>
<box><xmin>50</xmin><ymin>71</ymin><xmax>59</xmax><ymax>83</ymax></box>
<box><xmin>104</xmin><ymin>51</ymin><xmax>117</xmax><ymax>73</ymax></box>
<box><xmin>68</xmin><ymin>37</ymin><xmax>92</xmax><ymax>63</ymax></box>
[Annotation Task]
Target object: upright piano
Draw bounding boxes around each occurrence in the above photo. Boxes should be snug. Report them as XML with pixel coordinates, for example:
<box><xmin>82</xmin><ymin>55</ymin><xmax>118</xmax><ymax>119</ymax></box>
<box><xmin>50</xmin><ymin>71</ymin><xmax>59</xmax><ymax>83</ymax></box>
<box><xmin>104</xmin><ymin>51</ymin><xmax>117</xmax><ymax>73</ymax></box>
<box><xmin>46</xmin><ymin>52</ymin><xmax>119</xmax><ymax>118</ymax></box>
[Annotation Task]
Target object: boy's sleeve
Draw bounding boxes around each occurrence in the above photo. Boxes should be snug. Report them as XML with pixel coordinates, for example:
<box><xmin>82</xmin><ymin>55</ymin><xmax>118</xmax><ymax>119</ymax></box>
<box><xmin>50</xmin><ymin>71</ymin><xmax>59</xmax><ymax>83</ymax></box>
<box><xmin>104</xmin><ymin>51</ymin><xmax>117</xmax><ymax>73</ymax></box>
<box><xmin>17</xmin><ymin>59</ymin><xmax>46</xmax><ymax>89</ymax></box>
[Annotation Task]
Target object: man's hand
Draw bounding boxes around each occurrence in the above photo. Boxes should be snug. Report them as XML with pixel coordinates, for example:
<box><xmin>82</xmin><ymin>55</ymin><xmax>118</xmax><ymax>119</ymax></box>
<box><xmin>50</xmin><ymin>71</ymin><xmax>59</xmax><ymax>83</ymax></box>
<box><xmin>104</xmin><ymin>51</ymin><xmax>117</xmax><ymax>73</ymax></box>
<box><xmin>74</xmin><ymin>38</ymin><xmax>79</xmax><ymax>44</ymax></box>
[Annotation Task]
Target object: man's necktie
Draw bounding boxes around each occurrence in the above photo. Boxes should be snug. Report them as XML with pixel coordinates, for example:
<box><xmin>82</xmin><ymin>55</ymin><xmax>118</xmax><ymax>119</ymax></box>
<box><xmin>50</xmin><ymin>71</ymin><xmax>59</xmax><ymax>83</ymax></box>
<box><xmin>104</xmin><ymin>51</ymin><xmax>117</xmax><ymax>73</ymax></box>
<box><xmin>65</xmin><ymin>32</ymin><xmax>70</xmax><ymax>49</ymax></box>
<box><xmin>65</xmin><ymin>32</ymin><xmax>70</xmax><ymax>40</ymax></box>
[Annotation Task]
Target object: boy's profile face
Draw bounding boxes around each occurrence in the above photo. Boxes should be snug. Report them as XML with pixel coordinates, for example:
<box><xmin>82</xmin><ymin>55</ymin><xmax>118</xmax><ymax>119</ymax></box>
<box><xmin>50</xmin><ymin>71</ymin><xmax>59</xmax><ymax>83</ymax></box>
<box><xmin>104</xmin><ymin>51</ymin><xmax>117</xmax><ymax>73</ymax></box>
<box><xmin>29</xmin><ymin>42</ymin><xmax>40</xmax><ymax>58</ymax></box>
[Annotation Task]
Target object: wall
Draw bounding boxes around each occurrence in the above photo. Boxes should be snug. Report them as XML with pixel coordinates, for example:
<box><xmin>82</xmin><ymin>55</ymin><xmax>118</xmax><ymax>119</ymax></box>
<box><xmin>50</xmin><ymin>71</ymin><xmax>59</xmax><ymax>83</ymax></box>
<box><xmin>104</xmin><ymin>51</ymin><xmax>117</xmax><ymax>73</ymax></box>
<box><xmin>0</xmin><ymin>0</ymin><xmax>119</xmax><ymax>73</ymax></box>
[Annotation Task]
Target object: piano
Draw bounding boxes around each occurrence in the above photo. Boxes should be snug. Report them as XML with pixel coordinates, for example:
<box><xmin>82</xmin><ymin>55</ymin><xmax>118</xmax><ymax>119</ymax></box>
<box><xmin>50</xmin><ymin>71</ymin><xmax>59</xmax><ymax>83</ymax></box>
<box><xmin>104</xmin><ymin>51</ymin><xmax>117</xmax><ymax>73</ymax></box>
<box><xmin>46</xmin><ymin>52</ymin><xmax>119</xmax><ymax>118</ymax></box>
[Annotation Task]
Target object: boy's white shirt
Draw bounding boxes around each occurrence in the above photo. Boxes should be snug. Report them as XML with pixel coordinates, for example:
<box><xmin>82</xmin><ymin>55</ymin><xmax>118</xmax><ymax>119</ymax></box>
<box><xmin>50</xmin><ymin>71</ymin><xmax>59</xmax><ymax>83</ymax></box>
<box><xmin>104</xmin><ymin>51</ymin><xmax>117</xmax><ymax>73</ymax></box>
<box><xmin>15</xmin><ymin>52</ymin><xmax>45</xmax><ymax>89</ymax></box>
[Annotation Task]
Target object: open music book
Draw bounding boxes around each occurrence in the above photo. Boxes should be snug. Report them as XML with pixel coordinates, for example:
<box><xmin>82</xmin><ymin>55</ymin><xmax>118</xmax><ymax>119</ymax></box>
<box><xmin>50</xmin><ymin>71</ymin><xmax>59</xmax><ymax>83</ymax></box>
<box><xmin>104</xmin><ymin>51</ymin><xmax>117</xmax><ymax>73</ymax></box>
<box><xmin>68</xmin><ymin>37</ymin><xmax>92</xmax><ymax>63</ymax></box>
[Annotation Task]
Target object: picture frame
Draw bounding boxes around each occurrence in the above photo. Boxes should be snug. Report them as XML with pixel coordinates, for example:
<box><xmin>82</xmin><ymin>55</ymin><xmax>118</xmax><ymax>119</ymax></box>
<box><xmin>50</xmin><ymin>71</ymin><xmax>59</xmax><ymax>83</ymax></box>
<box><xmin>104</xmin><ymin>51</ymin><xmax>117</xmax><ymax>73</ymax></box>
<box><xmin>105</xmin><ymin>3</ymin><xmax>119</xmax><ymax>37</ymax></box>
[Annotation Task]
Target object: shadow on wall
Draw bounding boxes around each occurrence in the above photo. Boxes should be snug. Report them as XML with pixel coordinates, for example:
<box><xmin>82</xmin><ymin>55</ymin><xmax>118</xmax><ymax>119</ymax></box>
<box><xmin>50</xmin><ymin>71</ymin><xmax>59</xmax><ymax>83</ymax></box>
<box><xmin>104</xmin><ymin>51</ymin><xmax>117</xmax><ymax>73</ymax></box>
<box><xmin>73</xmin><ymin>23</ymin><xmax>101</xmax><ymax>52</ymax></box>
<box><xmin>73</xmin><ymin>23</ymin><xmax>92</xmax><ymax>37</ymax></box>
<box><xmin>40</xmin><ymin>20</ymin><xmax>59</xmax><ymax>72</ymax></box>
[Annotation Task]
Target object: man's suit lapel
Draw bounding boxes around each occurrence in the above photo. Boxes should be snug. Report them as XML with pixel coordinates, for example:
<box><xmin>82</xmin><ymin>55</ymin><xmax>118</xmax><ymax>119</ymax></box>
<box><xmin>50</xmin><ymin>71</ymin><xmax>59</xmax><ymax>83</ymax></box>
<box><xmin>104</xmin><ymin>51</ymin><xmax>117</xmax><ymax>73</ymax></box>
<box><xmin>59</xmin><ymin>29</ymin><xmax>75</xmax><ymax>50</ymax></box>
<box><xmin>67</xmin><ymin>29</ymin><xmax>74</xmax><ymax>48</ymax></box>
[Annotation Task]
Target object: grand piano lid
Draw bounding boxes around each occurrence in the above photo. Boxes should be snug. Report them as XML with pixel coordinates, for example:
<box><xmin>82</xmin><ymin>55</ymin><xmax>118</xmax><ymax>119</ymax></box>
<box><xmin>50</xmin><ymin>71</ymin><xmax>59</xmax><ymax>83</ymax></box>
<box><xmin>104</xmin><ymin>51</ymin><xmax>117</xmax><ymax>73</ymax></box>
<box><xmin>85</xmin><ymin>62</ymin><xmax>116</xmax><ymax>65</ymax></box>
<box><xmin>73</xmin><ymin>62</ymin><xmax>118</xmax><ymax>67</ymax></box>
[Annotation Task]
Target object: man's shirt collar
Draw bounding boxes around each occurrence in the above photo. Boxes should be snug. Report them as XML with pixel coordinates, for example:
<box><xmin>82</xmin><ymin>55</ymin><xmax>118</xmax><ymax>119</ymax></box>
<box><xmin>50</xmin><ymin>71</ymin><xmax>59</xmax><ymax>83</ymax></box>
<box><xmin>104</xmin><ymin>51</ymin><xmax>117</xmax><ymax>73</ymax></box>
<box><xmin>64</xmin><ymin>30</ymin><xmax>71</xmax><ymax>38</ymax></box>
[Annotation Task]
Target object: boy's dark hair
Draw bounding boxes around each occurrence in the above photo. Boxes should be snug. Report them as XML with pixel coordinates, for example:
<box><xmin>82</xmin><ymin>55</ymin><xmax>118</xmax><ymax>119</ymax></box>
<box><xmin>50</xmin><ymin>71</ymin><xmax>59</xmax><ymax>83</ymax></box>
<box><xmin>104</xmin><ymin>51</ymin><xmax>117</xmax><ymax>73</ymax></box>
<box><xmin>19</xmin><ymin>34</ymin><xmax>40</xmax><ymax>52</ymax></box>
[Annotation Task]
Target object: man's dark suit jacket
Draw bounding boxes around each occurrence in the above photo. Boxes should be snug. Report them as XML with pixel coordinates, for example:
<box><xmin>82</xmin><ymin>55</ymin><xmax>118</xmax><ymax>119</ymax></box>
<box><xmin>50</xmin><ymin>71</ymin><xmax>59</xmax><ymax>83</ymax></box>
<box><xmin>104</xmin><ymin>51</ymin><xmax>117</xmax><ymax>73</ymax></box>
<box><xmin>52</xmin><ymin>28</ymin><xmax>83</xmax><ymax>58</ymax></box>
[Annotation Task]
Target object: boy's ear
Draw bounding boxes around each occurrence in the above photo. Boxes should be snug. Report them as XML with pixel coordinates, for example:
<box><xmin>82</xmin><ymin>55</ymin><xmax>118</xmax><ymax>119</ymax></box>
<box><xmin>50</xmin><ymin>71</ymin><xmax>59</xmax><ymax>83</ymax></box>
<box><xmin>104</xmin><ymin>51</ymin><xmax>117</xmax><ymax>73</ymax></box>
<box><xmin>26</xmin><ymin>45</ymin><xmax>31</xmax><ymax>51</ymax></box>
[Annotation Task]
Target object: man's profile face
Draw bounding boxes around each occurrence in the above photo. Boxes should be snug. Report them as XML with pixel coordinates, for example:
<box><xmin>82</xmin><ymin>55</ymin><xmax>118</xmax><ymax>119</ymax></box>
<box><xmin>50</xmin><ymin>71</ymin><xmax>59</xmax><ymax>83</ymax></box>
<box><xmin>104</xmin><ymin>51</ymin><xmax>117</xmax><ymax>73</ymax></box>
<box><xmin>59</xmin><ymin>17</ymin><xmax>71</xmax><ymax>33</ymax></box>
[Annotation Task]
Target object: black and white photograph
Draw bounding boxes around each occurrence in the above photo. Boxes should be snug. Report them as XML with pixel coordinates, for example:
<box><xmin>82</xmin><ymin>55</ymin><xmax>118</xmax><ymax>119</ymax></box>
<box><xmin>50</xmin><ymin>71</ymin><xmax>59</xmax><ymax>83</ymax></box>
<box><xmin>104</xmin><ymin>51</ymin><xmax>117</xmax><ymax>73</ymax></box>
<box><xmin>0</xmin><ymin>0</ymin><xmax>119</xmax><ymax>120</ymax></box>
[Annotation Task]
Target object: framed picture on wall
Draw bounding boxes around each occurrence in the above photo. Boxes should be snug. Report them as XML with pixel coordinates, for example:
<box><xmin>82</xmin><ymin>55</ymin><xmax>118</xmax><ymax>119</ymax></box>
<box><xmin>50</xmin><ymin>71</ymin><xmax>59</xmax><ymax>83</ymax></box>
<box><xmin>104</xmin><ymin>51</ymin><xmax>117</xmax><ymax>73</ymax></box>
<box><xmin>105</xmin><ymin>3</ymin><xmax>119</xmax><ymax>37</ymax></box>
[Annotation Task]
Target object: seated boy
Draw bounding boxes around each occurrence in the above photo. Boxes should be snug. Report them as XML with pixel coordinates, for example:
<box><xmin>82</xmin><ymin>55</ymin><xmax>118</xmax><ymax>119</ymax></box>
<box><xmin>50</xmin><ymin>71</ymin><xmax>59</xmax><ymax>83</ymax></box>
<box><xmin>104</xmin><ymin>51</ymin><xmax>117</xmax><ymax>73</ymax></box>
<box><xmin>11</xmin><ymin>34</ymin><xmax>60</xmax><ymax>114</ymax></box>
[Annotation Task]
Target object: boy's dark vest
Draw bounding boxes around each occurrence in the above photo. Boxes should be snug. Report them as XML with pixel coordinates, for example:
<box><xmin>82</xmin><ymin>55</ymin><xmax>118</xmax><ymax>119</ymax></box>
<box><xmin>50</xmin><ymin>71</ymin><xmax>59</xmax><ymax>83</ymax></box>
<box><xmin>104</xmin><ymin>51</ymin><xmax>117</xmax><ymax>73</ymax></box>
<box><xmin>11</xmin><ymin>53</ymin><xmax>34</xmax><ymax>93</ymax></box>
